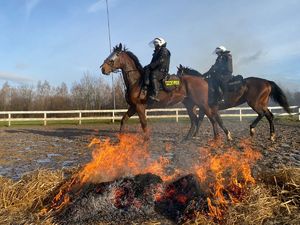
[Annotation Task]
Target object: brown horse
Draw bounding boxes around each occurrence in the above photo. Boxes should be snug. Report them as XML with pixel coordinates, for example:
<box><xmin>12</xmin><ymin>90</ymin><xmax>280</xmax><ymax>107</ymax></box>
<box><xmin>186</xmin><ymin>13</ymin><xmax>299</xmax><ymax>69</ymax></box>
<box><xmin>177</xmin><ymin>65</ymin><xmax>291</xmax><ymax>141</ymax></box>
<box><xmin>100</xmin><ymin>44</ymin><xmax>232</xmax><ymax>140</ymax></box>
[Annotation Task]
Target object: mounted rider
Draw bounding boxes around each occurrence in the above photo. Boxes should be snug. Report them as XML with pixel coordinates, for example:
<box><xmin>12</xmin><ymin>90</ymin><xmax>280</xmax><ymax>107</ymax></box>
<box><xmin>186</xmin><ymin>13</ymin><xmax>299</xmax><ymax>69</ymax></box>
<box><xmin>144</xmin><ymin>37</ymin><xmax>171</xmax><ymax>102</ymax></box>
<box><xmin>204</xmin><ymin>46</ymin><xmax>233</xmax><ymax>105</ymax></box>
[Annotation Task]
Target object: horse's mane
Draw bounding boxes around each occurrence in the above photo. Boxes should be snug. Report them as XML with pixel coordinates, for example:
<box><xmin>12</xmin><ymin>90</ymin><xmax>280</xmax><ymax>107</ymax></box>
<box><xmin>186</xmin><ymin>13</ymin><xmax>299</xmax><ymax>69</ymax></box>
<box><xmin>125</xmin><ymin>51</ymin><xmax>144</xmax><ymax>75</ymax></box>
<box><xmin>180</xmin><ymin>66</ymin><xmax>203</xmax><ymax>77</ymax></box>
<box><xmin>113</xmin><ymin>44</ymin><xmax>144</xmax><ymax>75</ymax></box>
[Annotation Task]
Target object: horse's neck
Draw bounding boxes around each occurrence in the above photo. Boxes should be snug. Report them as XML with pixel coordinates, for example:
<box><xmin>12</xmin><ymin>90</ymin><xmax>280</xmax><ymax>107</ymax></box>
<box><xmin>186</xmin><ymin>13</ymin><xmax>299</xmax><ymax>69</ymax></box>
<box><xmin>121</xmin><ymin>60</ymin><xmax>142</xmax><ymax>89</ymax></box>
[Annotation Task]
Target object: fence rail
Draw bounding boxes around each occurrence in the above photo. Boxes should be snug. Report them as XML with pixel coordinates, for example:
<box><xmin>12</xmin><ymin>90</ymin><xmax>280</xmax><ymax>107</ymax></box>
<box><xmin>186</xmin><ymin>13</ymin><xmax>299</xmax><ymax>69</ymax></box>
<box><xmin>0</xmin><ymin>106</ymin><xmax>299</xmax><ymax>126</ymax></box>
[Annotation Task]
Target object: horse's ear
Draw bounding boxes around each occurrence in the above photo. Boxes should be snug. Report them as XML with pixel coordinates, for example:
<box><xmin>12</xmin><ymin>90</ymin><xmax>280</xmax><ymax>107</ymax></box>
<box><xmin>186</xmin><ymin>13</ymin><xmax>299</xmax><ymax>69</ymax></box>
<box><xmin>119</xmin><ymin>43</ymin><xmax>122</xmax><ymax>50</ymax></box>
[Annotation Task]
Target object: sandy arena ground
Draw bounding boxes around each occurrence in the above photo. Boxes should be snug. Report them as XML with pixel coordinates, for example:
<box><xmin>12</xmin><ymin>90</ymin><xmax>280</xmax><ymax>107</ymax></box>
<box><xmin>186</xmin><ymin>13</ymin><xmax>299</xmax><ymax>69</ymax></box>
<box><xmin>0</xmin><ymin>118</ymin><xmax>299</xmax><ymax>180</ymax></box>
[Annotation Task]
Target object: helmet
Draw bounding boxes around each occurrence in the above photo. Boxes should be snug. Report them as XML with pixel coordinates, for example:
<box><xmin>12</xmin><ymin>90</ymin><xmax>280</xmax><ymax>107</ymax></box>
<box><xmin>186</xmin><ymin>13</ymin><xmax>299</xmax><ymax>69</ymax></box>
<box><xmin>213</xmin><ymin>46</ymin><xmax>227</xmax><ymax>54</ymax></box>
<box><xmin>149</xmin><ymin>37</ymin><xmax>166</xmax><ymax>48</ymax></box>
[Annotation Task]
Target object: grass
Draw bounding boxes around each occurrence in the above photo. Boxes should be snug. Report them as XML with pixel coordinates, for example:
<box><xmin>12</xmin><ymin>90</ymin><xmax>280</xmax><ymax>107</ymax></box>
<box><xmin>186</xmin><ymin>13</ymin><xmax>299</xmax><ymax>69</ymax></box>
<box><xmin>0</xmin><ymin>115</ymin><xmax>298</xmax><ymax>128</ymax></box>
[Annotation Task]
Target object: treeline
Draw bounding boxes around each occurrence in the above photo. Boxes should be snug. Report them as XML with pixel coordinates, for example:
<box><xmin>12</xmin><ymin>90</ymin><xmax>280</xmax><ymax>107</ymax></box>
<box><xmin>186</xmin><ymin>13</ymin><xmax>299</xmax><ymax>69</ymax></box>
<box><xmin>0</xmin><ymin>73</ymin><xmax>299</xmax><ymax>111</ymax></box>
<box><xmin>0</xmin><ymin>72</ymin><xmax>127</xmax><ymax>111</ymax></box>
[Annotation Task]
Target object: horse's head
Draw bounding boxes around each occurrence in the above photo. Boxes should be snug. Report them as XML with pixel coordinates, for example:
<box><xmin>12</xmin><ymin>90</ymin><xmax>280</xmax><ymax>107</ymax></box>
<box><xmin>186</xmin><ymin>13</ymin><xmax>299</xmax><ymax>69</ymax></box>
<box><xmin>100</xmin><ymin>43</ymin><xmax>124</xmax><ymax>75</ymax></box>
<box><xmin>176</xmin><ymin>64</ymin><xmax>185</xmax><ymax>76</ymax></box>
<box><xmin>176</xmin><ymin>64</ymin><xmax>202</xmax><ymax>77</ymax></box>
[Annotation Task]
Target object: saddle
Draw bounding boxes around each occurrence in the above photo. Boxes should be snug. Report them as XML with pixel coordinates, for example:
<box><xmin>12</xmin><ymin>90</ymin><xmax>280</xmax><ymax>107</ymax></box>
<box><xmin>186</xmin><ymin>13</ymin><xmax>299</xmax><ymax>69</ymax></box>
<box><xmin>226</xmin><ymin>75</ymin><xmax>244</xmax><ymax>92</ymax></box>
<box><xmin>208</xmin><ymin>74</ymin><xmax>244</xmax><ymax>106</ymax></box>
<box><xmin>162</xmin><ymin>74</ymin><xmax>181</xmax><ymax>92</ymax></box>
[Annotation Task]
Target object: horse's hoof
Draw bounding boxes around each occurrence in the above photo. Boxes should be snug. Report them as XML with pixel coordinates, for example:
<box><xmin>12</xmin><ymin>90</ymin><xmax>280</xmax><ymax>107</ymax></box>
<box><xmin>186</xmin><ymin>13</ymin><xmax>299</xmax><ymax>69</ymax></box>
<box><xmin>270</xmin><ymin>133</ymin><xmax>276</xmax><ymax>142</ymax></box>
<box><xmin>227</xmin><ymin>131</ymin><xmax>233</xmax><ymax>141</ymax></box>
<box><xmin>250</xmin><ymin>128</ymin><xmax>255</xmax><ymax>137</ymax></box>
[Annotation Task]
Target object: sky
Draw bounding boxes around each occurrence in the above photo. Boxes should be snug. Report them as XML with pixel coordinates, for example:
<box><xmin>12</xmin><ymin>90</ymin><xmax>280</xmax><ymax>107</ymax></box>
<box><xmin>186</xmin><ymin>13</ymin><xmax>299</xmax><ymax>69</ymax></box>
<box><xmin>0</xmin><ymin>0</ymin><xmax>300</xmax><ymax>91</ymax></box>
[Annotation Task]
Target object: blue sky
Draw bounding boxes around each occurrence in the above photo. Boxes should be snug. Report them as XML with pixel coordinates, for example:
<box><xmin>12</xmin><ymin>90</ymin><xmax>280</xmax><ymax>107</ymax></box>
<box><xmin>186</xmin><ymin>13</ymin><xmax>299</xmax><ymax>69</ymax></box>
<box><xmin>0</xmin><ymin>0</ymin><xmax>300</xmax><ymax>90</ymax></box>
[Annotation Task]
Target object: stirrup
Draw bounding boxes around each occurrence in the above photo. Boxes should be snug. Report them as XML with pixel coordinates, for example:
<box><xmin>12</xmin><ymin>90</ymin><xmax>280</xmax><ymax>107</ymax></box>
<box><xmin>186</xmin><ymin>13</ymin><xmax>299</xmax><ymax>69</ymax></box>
<box><xmin>149</xmin><ymin>95</ymin><xmax>160</xmax><ymax>102</ymax></box>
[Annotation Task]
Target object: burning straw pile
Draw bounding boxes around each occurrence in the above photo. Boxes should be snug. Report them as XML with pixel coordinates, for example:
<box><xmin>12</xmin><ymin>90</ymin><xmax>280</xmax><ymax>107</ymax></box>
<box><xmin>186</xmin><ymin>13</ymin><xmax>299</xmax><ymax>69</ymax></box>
<box><xmin>0</xmin><ymin>134</ymin><xmax>299</xmax><ymax>225</ymax></box>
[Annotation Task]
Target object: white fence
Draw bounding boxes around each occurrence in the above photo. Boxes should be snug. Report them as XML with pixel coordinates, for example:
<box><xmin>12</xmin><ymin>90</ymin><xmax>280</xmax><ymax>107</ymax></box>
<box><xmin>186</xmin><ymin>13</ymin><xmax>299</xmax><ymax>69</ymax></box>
<box><xmin>0</xmin><ymin>106</ymin><xmax>298</xmax><ymax>126</ymax></box>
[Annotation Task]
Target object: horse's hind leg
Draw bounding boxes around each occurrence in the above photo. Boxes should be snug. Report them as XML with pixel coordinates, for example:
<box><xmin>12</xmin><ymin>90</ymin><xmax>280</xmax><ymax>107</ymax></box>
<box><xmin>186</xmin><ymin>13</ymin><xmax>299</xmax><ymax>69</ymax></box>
<box><xmin>249</xmin><ymin>110</ymin><xmax>265</xmax><ymax>137</ymax></box>
<box><xmin>265</xmin><ymin>109</ymin><xmax>275</xmax><ymax>141</ymax></box>
<box><xmin>207</xmin><ymin>116</ymin><xmax>219</xmax><ymax>140</ymax></box>
<box><xmin>120</xmin><ymin>105</ymin><xmax>136</xmax><ymax>133</ymax></box>
<box><xmin>183</xmin><ymin>101</ymin><xmax>198</xmax><ymax>141</ymax></box>
<box><xmin>193</xmin><ymin>109</ymin><xmax>205</xmax><ymax>137</ymax></box>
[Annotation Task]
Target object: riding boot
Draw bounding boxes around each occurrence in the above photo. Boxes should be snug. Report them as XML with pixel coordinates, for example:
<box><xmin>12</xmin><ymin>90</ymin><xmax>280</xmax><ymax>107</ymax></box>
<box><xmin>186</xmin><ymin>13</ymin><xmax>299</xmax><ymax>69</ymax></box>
<box><xmin>143</xmin><ymin>67</ymin><xmax>150</xmax><ymax>91</ymax></box>
<box><xmin>149</xmin><ymin>78</ymin><xmax>160</xmax><ymax>102</ymax></box>
<box><xmin>217</xmin><ymin>86</ymin><xmax>225</xmax><ymax>104</ymax></box>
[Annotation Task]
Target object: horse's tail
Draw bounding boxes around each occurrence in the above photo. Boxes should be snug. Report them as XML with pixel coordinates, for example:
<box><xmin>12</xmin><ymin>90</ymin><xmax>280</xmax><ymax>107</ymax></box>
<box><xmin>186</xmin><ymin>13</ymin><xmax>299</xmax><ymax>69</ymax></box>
<box><xmin>269</xmin><ymin>81</ymin><xmax>291</xmax><ymax>114</ymax></box>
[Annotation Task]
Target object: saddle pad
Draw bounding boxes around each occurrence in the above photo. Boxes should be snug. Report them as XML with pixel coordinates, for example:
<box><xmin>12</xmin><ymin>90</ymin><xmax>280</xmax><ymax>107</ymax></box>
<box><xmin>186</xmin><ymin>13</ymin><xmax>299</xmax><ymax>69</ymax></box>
<box><xmin>164</xmin><ymin>80</ymin><xmax>180</xmax><ymax>86</ymax></box>
<box><xmin>163</xmin><ymin>75</ymin><xmax>181</xmax><ymax>92</ymax></box>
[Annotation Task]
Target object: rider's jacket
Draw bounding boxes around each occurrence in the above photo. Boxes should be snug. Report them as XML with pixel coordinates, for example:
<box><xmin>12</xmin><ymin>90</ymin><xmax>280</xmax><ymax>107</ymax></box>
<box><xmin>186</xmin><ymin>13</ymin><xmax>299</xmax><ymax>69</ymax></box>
<box><xmin>209</xmin><ymin>51</ymin><xmax>233</xmax><ymax>79</ymax></box>
<box><xmin>148</xmin><ymin>46</ymin><xmax>171</xmax><ymax>73</ymax></box>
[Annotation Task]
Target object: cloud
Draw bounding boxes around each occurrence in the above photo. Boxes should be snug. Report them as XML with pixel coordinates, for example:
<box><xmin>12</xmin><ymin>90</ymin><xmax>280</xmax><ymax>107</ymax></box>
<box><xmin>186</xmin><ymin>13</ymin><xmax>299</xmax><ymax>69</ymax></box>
<box><xmin>237</xmin><ymin>50</ymin><xmax>265</xmax><ymax>65</ymax></box>
<box><xmin>0</xmin><ymin>72</ymin><xmax>32</xmax><ymax>83</ymax></box>
<box><xmin>87</xmin><ymin>0</ymin><xmax>119</xmax><ymax>13</ymax></box>
<box><xmin>25</xmin><ymin>0</ymin><xmax>42</xmax><ymax>18</ymax></box>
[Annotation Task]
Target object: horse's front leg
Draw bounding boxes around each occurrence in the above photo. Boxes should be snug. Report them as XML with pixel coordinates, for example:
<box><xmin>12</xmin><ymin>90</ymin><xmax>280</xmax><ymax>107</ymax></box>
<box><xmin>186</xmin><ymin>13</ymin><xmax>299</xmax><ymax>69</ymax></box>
<box><xmin>135</xmin><ymin>104</ymin><xmax>149</xmax><ymax>140</ymax></box>
<box><xmin>215</xmin><ymin>112</ymin><xmax>232</xmax><ymax>141</ymax></box>
<box><xmin>120</xmin><ymin>105</ymin><xmax>136</xmax><ymax>133</ymax></box>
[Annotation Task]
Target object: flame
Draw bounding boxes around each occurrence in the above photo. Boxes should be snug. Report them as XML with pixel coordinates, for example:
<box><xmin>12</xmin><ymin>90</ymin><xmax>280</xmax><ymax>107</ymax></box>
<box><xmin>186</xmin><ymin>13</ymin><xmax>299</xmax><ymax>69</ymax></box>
<box><xmin>195</xmin><ymin>138</ymin><xmax>262</xmax><ymax>220</ymax></box>
<box><xmin>46</xmin><ymin>133</ymin><xmax>175</xmax><ymax>212</ymax></box>
<box><xmin>45</xmin><ymin>134</ymin><xmax>261</xmax><ymax>222</ymax></box>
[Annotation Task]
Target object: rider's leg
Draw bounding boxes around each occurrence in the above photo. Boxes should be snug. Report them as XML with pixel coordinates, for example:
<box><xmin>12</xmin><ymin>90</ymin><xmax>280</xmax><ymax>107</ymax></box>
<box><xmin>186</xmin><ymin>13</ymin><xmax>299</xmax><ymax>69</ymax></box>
<box><xmin>149</xmin><ymin>71</ymin><xmax>161</xmax><ymax>102</ymax></box>
<box><xmin>143</xmin><ymin>67</ymin><xmax>151</xmax><ymax>90</ymax></box>
<box><xmin>208</xmin><ymin>78</ymin><xmax>217</xmax><ymax>105</ymax></box>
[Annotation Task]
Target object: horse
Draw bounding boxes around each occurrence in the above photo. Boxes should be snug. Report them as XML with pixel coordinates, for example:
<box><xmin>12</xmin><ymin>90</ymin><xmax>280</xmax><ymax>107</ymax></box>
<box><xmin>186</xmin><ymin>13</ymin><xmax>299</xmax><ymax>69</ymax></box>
<box><xmin>100</xmin><ymin>43</ymin><xmax>232</xmax><ymax>141</ymax></box>
<box><xmin>177</xmin><ymin>65</ymin><xmax>291</xmax><ymax>141</ymax></box>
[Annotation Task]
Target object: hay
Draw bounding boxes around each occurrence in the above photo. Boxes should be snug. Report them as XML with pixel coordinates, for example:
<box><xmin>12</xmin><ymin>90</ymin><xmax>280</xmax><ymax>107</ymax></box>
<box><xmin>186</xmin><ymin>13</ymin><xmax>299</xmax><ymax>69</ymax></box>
<box><xmin>259</xmin><ymin>167</ymin><xmax>300</xmax><ymax>224</ymax></box>
<box><xmin>0</xmin><ymin>169</ymin><xmax>64</xmax><ymax>225</ymax></box>
<box><xmin>223</xmin><ymin>185</ymin><xmax>279</xmax><ymax>225</ymax></box>
<box><xmin>184</xmin><ymin>167</ymin><xmax>300</xmax><ymax>225</ymax></box>
<box><xmin>1</xmin><ymin>167</ymin><xmax>299</xmax><ymax>225</ymax></box>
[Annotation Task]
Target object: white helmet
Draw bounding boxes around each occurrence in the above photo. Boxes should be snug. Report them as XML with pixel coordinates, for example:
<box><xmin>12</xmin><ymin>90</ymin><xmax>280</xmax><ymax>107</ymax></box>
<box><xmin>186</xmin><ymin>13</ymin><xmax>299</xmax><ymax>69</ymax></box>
<box><xmin>149</xmin><ymin>37</ymin><xmax>166</xmax><ymax>48</ymax></box>
<box><xmin>213</xmin><ymin>45</ymin><xmax>227</xmax><ymax>54</ymax></box>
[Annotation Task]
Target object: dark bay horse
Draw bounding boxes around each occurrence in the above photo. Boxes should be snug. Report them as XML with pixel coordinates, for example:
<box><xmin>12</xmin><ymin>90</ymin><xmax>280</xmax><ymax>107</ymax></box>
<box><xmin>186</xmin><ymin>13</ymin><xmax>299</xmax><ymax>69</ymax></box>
<box><xmin>100</xmin><ymin>44</ymin><xmax>232</xmax><ymax>140</ymax></box>
<box><xmin>177</xmin><ymin>65</ymin><xmax>291</xmax><ymax>141</ymax></box>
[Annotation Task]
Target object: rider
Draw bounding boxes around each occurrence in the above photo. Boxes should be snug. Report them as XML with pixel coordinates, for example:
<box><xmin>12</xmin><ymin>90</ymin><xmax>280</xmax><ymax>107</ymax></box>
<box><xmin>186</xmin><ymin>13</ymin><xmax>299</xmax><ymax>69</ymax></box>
<box><xmin>204</xmin><ymin>46</ymin><xmax>233</xmax><ymax>104</ymax></box>
<box><xmin>144</xmin><ymin>37</ymin><xmax>171</xmax><ymax>102</ymax></box>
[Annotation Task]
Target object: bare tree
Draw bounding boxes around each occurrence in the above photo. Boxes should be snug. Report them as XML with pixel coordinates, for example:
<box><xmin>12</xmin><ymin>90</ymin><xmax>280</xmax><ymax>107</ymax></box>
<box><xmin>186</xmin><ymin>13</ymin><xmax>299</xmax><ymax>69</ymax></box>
<box><xmin>113</xmin><ymin>75</ymin><xmax>127</xmax><ymax>108</ymax></box>
<box><xmin>0</xmin><ymin>82</ymin><xmax>11</xmax><ymax>111</ymax></box>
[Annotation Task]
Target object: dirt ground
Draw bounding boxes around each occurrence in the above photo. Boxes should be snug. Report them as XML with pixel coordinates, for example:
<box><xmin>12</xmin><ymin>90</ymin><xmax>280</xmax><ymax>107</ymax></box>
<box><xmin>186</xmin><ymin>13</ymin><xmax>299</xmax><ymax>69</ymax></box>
<box><xmin>0</xmin><ymin>118</ymin><xmax>299</xmax><ymax>180</ymax></box>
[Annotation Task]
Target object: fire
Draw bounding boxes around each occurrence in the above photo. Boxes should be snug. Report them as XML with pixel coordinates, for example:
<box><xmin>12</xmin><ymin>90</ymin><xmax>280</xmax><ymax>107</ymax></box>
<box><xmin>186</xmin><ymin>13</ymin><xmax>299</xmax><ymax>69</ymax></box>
<box><xmin>46</xmin><ymin>133</ymin><xmax>175</xmax><ymax>212</ymax></box>
<box><xmin>194</xmin><ymin>138</ymin><xmax>262</xmax><ymax>220</ymax></box>
<box><xmin>44</xmin><ymin>133</ymin><xmax>262</xmax><ymax>224</ymax></box>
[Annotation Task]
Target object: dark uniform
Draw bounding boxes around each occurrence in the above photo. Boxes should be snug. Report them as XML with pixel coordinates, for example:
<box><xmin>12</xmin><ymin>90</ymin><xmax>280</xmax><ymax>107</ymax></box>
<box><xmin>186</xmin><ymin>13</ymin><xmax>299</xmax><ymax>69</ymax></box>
<box><xmin>205</xmin><ymin>50</ymin><xmax>233</xmax><ymax>104</ymax></box>
<box><xmin>144</xmin><ymin>44</ymin><xmax>171</xmax><ymax>100</ymax></box>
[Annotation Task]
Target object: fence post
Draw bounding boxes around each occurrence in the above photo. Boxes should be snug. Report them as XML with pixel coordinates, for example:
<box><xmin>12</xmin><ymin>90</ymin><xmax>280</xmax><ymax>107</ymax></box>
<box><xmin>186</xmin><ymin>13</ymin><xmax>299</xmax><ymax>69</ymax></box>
<box><xmin>44</xmin><ymin>112</ymin><xmax>47</xmax><ymax>126</ymax></box>
<box><xmin>112</xmin><ymin>110</ymin><xmax>115</xmax><ymax>123</ymax></box>
<box><xmin>298</xmin><ymin>107</ymin><xmax>300</xmax><ymax>121</ymax></box>
<box><xmin>176</xmin><ymin>109</ymin><xmax>179</xmax><ymax>123</ymax></box>
<box><xmin>8</xmin><ymin>113</ymin><xmax>11</xmax><ymax>127</ymax></box>
<box><xmin>145</xmin><ymin>110</ymin><xmax>148</xmax><ymax>119</ymax></box>
<box><xmin>239</xmin><ymin>109</ymin><xmax>242</xmax><ymax>121</ymax></box>
<box><xmin>79</xmin><ymin>111</ymin><xmax>82</xmax><ymax>125</ymax></box>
